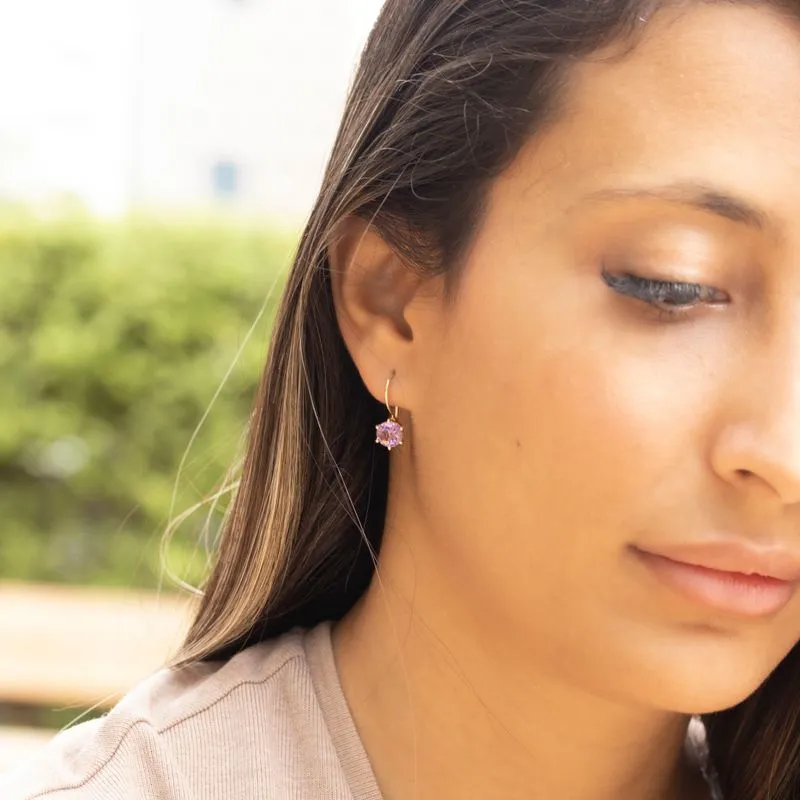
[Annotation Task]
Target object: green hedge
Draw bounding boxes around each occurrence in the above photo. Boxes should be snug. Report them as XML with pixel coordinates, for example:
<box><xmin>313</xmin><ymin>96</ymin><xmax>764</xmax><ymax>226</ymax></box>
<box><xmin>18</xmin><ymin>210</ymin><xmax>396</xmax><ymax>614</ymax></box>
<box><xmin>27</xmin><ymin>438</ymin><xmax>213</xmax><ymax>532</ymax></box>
<box><xmin>0</xmin><ymin>213</ymin><xmax>296</xmax><ymax>590</ymax></box>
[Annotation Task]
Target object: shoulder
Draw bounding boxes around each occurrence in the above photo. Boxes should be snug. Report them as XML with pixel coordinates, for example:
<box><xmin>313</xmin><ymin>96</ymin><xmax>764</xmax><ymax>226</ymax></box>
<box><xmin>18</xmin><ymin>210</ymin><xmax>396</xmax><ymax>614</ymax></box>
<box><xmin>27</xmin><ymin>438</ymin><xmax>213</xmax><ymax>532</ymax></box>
<box><xmin>1</xmin><ymin>629</ymin><xmax>310</xmax><ymax>800</ymax></box>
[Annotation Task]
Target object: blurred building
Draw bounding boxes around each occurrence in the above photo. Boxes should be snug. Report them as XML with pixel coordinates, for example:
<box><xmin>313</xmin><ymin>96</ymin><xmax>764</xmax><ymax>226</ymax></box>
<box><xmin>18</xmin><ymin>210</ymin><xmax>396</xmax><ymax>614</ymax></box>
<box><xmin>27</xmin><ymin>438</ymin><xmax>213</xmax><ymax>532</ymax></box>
<box><xmin>0</xmin><ymin>0</ymin><xmax>384</xmax><ymax>225</ymax></box>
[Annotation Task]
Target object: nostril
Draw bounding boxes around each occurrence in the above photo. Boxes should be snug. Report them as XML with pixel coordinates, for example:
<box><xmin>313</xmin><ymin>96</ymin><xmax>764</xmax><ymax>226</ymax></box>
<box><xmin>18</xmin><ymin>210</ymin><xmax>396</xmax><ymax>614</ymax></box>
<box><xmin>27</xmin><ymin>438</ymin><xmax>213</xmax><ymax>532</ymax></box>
<box><xmin>735</xmin><ymin>469</ymin><xmax>755</xmax><ymax>480</ymax></box>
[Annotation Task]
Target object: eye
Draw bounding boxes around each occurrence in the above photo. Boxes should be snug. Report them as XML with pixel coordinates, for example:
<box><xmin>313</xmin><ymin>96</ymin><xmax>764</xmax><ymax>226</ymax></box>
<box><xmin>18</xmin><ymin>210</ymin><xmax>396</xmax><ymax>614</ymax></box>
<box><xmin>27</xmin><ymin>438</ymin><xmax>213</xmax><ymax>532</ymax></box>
<box><xmin>601</xmin><ymin>266</ymin><xmax>728</xmax><ymax>319</ymax></box>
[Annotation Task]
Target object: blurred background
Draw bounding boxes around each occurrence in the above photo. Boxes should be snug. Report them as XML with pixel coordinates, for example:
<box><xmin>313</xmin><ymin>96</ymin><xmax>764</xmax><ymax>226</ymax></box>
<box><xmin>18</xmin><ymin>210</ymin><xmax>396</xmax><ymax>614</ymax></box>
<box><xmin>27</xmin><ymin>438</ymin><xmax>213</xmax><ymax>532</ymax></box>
<box><xmin>0</xmin><ymin>0</ymin><xmax>384</xmax><ymax>769</ymax></box>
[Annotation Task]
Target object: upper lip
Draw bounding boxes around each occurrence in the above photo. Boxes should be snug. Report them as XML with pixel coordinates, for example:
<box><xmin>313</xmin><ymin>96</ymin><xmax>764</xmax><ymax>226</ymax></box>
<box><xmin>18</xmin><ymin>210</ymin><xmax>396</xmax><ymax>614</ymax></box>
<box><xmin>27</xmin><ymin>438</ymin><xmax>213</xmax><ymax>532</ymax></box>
<box><xmin>633</xmin><ymin>540</ymin><xmax>800</xmax><ymax>582</ymax></box>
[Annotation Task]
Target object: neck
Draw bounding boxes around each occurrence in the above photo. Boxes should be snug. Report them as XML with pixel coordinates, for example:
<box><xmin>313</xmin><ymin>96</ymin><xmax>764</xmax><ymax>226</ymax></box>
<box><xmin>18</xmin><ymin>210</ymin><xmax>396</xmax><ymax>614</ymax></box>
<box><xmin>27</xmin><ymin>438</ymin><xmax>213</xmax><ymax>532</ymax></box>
<box><xmin>333</xmin><ymin>500</ymin><xmax>709</xmax><ymax>800</ymax></box>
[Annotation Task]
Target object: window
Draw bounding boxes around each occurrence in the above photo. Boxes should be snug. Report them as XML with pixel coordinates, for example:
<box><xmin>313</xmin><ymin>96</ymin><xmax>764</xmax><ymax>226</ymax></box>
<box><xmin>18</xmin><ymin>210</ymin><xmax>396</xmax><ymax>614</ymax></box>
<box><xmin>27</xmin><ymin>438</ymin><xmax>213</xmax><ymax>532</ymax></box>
<box><xmin>211</xmin><ymin>160</ymin><xmax>240</xmax><ymax>199</ymax></box>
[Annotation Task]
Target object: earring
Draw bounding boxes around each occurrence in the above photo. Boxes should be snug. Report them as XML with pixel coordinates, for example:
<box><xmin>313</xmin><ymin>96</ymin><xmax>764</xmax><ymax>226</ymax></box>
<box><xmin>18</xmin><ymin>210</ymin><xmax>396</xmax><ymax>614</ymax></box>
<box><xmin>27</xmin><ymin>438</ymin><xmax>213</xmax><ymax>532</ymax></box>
<box><xmin>375</xmin><ymin>372</ymin><xmax>404</xmax><ymax>450</ymax></box>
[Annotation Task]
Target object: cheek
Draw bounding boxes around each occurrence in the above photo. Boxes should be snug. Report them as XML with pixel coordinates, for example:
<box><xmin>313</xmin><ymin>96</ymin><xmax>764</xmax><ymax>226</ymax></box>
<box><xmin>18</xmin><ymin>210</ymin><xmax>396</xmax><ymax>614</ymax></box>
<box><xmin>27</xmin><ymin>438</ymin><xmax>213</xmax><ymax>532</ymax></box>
<box><xmin>412</xmin><ymin>255</ymin><xmax>717</xmax><ymax>582</ymax></box>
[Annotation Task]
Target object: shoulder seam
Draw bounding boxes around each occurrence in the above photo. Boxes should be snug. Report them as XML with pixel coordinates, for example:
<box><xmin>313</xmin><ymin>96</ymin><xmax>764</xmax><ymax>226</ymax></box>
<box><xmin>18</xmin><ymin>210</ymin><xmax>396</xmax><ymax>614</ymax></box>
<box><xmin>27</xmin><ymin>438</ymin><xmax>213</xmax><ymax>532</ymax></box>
<box><xmin>158</xmin><ymin>651</ymin><xmax>305</xmax><ymax>736</ymax></box>
<box><xmin>21</xmin><ymin>651</ymin><xmax>306</xmax><ymax>799</ymax></box>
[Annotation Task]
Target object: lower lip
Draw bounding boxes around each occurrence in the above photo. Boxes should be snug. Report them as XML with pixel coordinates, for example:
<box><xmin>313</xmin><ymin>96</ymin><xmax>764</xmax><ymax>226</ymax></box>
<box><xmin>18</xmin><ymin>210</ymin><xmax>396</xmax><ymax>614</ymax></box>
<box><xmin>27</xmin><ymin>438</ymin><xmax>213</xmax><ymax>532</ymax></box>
<box><xmin>632</xmin><ymin>548</ymin><xmax>796</xmax><ymax>618</ymax></box>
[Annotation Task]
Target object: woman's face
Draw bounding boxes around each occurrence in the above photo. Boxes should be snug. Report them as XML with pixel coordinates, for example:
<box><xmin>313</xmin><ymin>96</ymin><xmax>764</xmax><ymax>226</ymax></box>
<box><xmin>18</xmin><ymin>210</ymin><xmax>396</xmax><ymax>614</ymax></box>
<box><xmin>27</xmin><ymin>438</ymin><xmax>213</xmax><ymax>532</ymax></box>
<box><xmin>404</xmin><ymin>2</ymin><xmax>800</xmax><ymax>713</ymax></box>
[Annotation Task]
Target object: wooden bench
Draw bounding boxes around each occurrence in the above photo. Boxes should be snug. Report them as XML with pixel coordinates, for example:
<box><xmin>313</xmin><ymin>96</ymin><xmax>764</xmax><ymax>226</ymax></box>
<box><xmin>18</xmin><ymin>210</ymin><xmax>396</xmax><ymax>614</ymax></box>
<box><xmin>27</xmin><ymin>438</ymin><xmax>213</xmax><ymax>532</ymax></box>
<box><xmin>0</xmin><ymin>581</ymin><xmax>196</xmax><ymax>772</ymax></box>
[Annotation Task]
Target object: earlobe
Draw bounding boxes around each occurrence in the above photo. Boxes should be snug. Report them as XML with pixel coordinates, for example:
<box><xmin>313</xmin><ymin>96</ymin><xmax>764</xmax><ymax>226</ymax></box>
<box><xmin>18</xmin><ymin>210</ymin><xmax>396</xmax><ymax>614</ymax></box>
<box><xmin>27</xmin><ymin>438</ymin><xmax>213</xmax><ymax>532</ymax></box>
<box><xmin>327</xmin><ymin>215</ymin><xmax>421</xmax><ymax>408</ymax></box>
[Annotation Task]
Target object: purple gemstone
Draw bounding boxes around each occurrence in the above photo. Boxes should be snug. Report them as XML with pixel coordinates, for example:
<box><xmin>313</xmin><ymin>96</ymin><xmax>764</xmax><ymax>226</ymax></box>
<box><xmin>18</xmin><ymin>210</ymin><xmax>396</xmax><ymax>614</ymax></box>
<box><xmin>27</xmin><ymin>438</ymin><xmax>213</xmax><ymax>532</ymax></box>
<box><xmin>376</xmin><ymin>420</ymin><xmax>403</xmax><ymax>450</ymax></box>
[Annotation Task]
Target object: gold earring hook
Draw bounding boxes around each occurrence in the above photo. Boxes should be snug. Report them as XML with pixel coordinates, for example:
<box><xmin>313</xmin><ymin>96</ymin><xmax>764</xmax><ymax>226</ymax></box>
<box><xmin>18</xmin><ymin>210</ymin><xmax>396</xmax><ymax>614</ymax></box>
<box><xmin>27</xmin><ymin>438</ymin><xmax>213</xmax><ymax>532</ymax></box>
<box><xmin>384</xmin><ymin>373</ymin><xmax>399</xmax><ymax>421</ymax></box>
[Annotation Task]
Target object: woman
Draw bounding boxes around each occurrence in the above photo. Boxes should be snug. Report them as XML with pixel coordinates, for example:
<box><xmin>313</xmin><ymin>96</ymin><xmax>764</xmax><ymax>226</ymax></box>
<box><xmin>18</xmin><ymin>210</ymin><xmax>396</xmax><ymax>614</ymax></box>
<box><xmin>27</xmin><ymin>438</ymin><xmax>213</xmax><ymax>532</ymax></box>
<box><xmin>7</xmin><ymin>0</ymin><xmax>800</xmax><ymax>798</ymax></box>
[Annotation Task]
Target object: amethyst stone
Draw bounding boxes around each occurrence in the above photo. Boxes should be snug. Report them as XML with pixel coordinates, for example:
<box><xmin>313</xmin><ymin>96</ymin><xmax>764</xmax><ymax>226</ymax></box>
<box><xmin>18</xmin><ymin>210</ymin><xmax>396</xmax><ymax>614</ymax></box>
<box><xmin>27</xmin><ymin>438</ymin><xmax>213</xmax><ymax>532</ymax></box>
<box><xmin>376</xmin><ymin>420</ymin><xmax>403</xmax><ymax>450</ymax></box>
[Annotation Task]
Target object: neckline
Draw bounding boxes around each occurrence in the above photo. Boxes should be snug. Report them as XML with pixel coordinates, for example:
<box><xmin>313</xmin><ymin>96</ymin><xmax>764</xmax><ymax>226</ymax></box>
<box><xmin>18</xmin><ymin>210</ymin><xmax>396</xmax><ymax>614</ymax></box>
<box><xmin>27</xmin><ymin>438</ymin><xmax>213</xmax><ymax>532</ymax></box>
<box><xmin>303</xmin><ymin>622</ymin><xmax>384</xmax><ymax>800</ymax></box>
<box><xmin>302</xmin><ymin>623</ymin><xmax>723</xmax><ymax>800</ymax></box>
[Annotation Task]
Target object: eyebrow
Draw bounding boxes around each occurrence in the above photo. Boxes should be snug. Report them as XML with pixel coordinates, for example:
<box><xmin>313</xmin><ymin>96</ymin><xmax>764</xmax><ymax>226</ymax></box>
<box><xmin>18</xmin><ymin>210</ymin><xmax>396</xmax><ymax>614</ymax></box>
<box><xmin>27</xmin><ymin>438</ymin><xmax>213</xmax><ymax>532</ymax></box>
<box><xmin>581</xmin><ymin>181</ymin><xmax>772</xmax><ymax>231</ymax></box>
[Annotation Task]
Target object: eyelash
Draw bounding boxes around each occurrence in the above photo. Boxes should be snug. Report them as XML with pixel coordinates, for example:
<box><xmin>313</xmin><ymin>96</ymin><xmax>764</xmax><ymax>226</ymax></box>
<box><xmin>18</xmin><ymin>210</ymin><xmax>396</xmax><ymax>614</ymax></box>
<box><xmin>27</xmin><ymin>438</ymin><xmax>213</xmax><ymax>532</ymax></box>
<box><xmin>601</xmin><ymin>267</ymin><xmax>728</xmax><ymax>320</ymax></box>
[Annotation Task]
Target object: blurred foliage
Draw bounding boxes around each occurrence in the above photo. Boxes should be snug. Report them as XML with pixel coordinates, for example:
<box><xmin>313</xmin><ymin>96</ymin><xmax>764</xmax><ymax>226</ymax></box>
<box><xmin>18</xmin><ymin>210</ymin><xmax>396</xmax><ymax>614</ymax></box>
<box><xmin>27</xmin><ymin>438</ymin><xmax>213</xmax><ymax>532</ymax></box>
<box><xmin>0</xmin><ymin>212</ymin><xmax>296</xmax><ymax>590</ymax></box>
<box><xmin>0</xmin><ymin>701</ymin><xmax>101</xmax><ymax>732</ymax></box>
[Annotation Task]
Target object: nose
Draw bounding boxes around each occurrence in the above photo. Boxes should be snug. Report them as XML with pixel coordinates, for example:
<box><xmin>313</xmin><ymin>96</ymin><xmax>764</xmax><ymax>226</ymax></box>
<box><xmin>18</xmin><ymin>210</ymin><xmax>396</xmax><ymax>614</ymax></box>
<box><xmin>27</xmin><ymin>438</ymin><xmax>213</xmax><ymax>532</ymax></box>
<box><xmin>711</xmin><ymin>341</ymin><xmax>800</xmax><ymax>506</ymax></box>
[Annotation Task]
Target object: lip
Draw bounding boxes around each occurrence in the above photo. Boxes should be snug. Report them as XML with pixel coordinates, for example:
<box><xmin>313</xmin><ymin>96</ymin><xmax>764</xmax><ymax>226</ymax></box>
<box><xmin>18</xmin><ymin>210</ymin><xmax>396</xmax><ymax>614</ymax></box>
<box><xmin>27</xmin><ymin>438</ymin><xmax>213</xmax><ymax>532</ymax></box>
<box><xmin>631</xmin><ymin>541</ymin><xmax>800</xmax><ymax>618</ymax></box>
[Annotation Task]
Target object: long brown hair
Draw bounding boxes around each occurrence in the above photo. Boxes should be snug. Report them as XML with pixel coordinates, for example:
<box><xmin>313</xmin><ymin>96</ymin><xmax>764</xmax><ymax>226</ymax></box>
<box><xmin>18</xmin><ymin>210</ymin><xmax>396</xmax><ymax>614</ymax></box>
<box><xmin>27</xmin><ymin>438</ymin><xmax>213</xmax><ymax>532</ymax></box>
<box><xmin>175</xmin><ymin>1</ymin><xmax>800</xmax><ymax>797</ymax></box>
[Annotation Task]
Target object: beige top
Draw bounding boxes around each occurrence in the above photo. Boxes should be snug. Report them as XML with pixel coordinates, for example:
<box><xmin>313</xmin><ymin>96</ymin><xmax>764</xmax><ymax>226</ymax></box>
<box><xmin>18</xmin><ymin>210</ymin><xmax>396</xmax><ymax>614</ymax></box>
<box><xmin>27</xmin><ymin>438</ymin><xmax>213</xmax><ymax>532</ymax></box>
<box><xmin>2</xmin><ymin>623</ymin><xmax>383</xmax><ymax>800</ymax></box>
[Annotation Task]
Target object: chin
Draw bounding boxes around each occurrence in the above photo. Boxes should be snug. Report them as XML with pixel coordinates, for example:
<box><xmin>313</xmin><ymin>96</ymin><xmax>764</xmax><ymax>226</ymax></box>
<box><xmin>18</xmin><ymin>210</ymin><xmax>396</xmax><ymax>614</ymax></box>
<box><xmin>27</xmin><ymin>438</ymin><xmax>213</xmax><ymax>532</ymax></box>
<box><xmin>568</xmin><ymin>621</ymin><xmax>776</xmax><ymax>716</ymax></box>
<box><xmin>630</xmin><ymin>645</ymin><xmax>779</xmax><ymax>716</ymax></box>
<box><xmin>666</xmin><ymin>686</ymin><xmax>761</xmax><ymax>716</ymax></box>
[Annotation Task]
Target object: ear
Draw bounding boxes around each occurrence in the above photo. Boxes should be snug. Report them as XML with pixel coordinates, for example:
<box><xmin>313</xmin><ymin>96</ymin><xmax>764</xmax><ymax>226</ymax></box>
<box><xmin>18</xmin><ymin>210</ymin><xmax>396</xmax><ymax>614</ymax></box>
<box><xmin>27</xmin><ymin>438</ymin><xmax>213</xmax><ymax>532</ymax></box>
<box><xmin>327</xmin><ymin>215</ymin><xmax>427</xmax><ymax>412</ymax></box>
